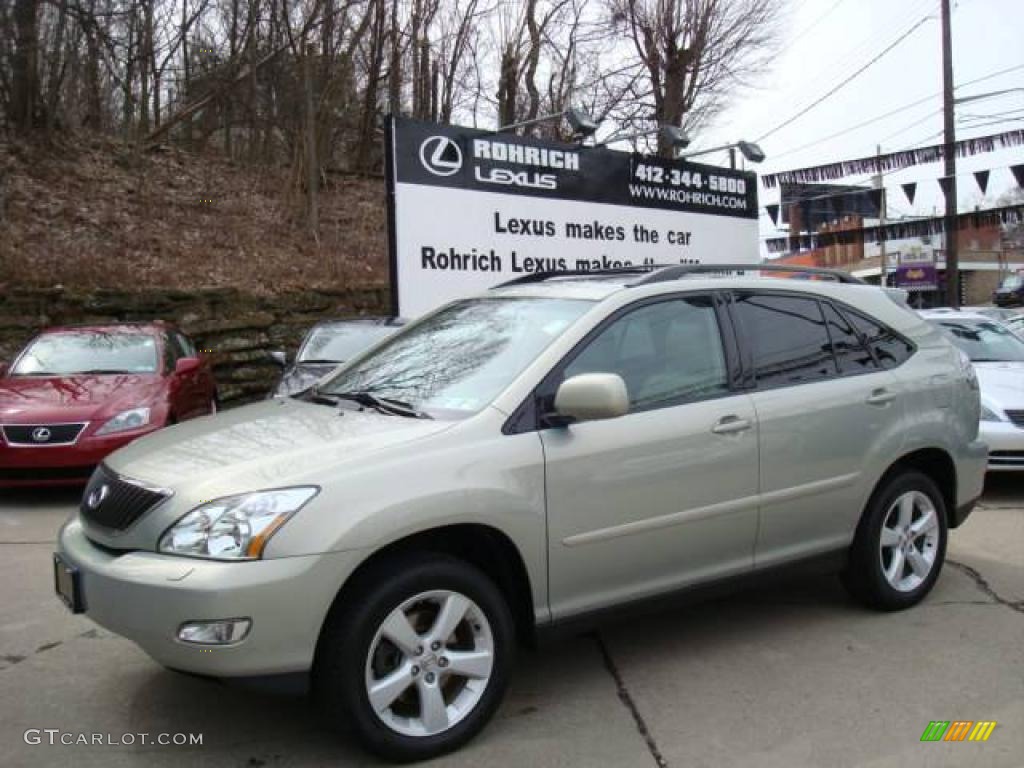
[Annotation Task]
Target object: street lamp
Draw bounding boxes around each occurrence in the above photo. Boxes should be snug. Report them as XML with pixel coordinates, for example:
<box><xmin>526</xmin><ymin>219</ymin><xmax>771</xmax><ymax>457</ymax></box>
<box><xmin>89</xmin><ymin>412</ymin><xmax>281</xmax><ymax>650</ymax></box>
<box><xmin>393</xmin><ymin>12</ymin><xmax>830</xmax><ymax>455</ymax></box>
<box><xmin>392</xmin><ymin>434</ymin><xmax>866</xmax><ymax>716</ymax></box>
<box><xmin>496</xmin><ymin>107</ymin><xmax>600</xmax><ymax>139</ymax></box>
<box><xmin>680</xmin><ymin>140</ymin><xmax>766</xmax><ymax>165</ymax></box>
<box><xmin>595</xmin><ymin>124</ymin><xmax>692</xmax><ymax>151</ymax></box>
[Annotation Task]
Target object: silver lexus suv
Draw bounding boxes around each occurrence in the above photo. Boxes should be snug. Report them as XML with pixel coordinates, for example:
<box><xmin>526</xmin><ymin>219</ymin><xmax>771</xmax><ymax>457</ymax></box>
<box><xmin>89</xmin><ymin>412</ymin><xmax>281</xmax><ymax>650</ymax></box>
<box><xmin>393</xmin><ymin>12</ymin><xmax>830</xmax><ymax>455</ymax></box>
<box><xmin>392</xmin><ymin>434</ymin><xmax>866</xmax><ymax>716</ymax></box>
<box><xmin>55</xmin><ymin>265</ymin><xmax>987</xmax><ymax>761</ymax></box>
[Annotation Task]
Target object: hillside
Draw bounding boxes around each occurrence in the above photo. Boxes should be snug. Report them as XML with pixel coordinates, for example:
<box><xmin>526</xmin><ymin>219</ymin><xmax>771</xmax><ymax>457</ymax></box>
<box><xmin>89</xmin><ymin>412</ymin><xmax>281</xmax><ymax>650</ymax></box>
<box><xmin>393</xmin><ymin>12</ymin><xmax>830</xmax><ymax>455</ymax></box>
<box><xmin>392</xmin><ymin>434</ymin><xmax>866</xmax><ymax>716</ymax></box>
<box><xmin>0</xmin><ymin>135</ymin><xmax>389</xmax><ymax>294</ymax></box>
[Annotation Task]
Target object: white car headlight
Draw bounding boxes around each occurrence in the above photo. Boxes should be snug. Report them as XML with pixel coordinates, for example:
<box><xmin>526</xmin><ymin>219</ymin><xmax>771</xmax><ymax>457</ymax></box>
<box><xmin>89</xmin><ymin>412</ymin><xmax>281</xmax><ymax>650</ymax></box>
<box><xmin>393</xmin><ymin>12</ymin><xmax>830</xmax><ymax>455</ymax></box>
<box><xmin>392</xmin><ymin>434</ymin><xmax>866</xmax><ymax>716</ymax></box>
<box><xmin>980</xmin><ymin>404</ymin><xmax>1003</xmax><ymax>422</ymax></box>
<box><xmin>158</xmin><ymin>487</ymin><xmax>319</xmax><ymax>560</ymax></box>
<box><xmin>96</xmin><ymin>407</ymin><xmax>151</xmax><ymax>435</ymax></box>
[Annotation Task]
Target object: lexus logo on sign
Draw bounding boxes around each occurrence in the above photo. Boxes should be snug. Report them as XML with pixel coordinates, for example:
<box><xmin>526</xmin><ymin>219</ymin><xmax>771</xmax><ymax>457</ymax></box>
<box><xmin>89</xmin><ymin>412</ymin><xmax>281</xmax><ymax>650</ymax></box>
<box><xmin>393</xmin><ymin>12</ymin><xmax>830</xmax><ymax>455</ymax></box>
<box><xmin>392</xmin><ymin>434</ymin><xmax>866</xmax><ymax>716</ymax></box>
<box><xmin>419</xmin><ymin>136</ymin><xmax>462</xmax><ymax>177</ymax></box>
<box><xmin>31</xmin><ymin>427</ymin><xmax>52</xmax><ymax>443</ymax></box>
<box><xmin>86</xmin><ymin>484</ymin><xmax>110</xmax><ymax>510</ymax></box>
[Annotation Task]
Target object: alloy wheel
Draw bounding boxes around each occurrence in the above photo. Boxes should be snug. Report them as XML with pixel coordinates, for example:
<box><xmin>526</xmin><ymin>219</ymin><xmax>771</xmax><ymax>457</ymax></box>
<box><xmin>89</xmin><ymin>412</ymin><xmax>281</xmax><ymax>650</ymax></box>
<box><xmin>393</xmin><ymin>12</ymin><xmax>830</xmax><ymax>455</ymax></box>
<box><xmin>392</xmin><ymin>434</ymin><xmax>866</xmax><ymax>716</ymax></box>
<box><xmin>364</xmin><ymin>590</ymin><xmax>494</xmax><ymax>738</ymax></box>
<box><xmin>878</xmin><ymin>490</ymin><xmax>940</xmax><ymax>592</ymax></box>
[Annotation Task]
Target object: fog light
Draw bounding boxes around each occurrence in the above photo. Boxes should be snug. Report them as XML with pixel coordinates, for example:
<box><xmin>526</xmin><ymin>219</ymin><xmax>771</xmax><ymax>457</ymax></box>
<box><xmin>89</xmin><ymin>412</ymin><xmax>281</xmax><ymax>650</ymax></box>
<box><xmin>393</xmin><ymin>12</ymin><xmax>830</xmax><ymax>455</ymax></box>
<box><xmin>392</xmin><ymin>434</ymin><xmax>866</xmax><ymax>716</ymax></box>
<box><xmin>177</xmin><ymin>618</ymin><xmax>252</xmax><ymax>645</ymax></box>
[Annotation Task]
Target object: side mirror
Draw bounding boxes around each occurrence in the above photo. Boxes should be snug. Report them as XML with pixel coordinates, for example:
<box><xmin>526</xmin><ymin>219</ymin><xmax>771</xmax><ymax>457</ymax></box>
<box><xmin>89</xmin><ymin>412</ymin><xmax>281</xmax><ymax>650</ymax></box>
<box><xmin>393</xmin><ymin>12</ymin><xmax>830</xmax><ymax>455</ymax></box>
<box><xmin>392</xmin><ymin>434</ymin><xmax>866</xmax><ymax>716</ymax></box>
<box><xmin>174</xmin><ymin>357</ymin><xmax>202</xmax><ymax>375</ymax></box>
<box><xmin>268</xmin><ymin>350</ymin><xmax>287</xmax><ymax>367</ymax></box>
<box><xmin>553</xmin><ymin>373</ymin><xmax>629</xmax><ymax>423</ymax></box>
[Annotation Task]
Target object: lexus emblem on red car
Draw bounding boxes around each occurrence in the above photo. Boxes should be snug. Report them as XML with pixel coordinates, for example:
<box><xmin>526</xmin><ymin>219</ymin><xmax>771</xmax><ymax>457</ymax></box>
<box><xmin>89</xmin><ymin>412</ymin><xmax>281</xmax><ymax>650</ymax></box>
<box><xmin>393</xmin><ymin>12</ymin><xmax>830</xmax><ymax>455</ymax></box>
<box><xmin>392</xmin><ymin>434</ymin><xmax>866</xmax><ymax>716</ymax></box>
<box><xmin>31</xmin><ymin>427</ymin><xmax>52</xmax><ymax>443</ymax></box>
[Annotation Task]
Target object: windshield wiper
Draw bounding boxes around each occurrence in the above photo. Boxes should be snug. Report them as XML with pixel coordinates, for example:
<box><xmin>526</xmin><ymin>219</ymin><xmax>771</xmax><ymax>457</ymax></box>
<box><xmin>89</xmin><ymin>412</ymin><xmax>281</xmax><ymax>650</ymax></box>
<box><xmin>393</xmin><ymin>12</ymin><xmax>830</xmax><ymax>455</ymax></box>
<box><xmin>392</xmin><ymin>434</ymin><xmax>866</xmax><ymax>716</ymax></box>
<box><xmin>297</xmin><ymin>359</ymin><xmax>342</xmax><ymax>365</ymax></box>
<box><xmin>311</xmin><ymin>389</ymin><xmax>432</xmax><ymax>419</ymax></box>
<box><xmin>76</xmin><ymin>369</ymin><xmax>137</xmax><ymax>374</ymax></box>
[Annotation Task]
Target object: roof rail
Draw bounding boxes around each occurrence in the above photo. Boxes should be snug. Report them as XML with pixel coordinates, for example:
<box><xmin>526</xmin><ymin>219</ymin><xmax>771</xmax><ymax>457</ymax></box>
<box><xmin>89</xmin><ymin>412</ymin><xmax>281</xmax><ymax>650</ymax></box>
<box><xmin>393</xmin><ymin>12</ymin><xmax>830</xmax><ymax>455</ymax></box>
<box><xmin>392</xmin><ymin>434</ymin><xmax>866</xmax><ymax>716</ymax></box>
<box><xmin>493</xmin><ymin>262</ymin><xmax>867</xmax><ymax>289</ymax></box>
<box><xmin>494</xmin><ymin>265</ymin><xmax>664</xmax><ymax>288</ymax></box>
<box><xmin>632</xmin><ymin>263</ymin><xmax>867</xmax><ymax>285</ymax></box>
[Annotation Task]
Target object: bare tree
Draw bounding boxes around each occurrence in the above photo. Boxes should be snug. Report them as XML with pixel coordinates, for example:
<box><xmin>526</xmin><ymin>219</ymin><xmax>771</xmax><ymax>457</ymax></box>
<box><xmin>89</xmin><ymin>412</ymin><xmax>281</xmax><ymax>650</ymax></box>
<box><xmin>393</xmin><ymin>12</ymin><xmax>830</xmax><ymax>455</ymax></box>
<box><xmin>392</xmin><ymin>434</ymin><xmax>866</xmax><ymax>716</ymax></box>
<box><xmin>609</xmin><ymin>0</ymin><xmax>777</xmax><ymax>155</ymax></box>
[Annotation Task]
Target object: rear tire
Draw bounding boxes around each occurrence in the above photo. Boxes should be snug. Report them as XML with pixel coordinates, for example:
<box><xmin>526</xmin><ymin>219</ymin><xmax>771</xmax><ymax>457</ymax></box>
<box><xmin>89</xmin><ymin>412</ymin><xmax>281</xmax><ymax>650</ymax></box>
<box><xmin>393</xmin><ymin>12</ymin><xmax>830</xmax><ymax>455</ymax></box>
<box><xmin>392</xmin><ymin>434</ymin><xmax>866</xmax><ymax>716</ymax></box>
<box><xmin>843</xmin><ymin>471</ymin><xmax>947</xmax><ymax>611</ymax></box>
<box><xmin>314</xmin><ymin>553</ymin><xmax>514</xmax><ymax>762</ymax></box>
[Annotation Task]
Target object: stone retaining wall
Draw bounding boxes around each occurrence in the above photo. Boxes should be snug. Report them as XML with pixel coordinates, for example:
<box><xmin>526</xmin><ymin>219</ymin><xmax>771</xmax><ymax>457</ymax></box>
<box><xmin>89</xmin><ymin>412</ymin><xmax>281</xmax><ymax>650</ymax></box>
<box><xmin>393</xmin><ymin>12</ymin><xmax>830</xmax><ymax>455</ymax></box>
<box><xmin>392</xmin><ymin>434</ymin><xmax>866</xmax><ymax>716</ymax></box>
<box><xmin>0</xmin><ymin>285</ymin><xmax>391</xmax><ymax>404</ymax></box>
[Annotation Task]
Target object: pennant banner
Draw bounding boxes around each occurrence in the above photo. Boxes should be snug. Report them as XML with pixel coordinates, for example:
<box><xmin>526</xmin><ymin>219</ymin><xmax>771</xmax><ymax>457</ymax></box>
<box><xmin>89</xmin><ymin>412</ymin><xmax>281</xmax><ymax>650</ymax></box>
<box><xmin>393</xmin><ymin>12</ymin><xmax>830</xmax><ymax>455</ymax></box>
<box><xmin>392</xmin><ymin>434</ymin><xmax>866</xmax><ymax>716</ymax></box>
<box><xmin>765</xmin><ymin>204</ymin><xmax>1024</xmax><ymax>254</ymax></box>
<box><xmin>938</xmin><ymin>176</ymin><xmax>954</xmax><ymax>201</ymax></box>
<box><xmin>765</xmin><ymin>204</ymin><xmax>780</xmax><ymax>225</ymax></box>
<box><xmin>1012</xmin><ymin>164</ymin><xmax>1024</xmax><ymax>188</ymax></box>
<box><xmin>761</xmin><ymin>129</ymin><xmax>1024</xmax><ymax>188</ymax></box>
<box><xmin>974</xmin><ymin>170</ymin><xmax>990</xmax><ymax>195</ymax></box>
<box><xmin>902</xmin><ymin>182</ymin><xmax>917</xmax><ymax>205</ymax></box>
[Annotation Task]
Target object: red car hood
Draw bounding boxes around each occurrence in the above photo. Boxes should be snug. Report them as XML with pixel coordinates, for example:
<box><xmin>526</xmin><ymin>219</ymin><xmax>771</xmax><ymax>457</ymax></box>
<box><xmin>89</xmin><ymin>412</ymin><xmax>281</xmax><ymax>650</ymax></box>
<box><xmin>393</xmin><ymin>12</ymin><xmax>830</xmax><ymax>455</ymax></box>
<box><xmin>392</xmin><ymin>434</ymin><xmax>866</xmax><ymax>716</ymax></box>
<box><xmin>0</xmin><ymin>374</ymin><xmax>164</xmax><ymax>424</ymax></box>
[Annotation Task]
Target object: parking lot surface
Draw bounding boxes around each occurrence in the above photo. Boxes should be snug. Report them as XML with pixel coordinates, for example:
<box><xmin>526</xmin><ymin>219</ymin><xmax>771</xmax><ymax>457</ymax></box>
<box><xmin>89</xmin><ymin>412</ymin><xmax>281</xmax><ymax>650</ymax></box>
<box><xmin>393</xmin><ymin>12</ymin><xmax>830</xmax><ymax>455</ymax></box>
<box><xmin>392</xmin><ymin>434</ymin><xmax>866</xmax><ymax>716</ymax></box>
<box><xmin>1</xmin><ymin>478</ymin><xmax>1021</xmax><ymax>768</ymax></box>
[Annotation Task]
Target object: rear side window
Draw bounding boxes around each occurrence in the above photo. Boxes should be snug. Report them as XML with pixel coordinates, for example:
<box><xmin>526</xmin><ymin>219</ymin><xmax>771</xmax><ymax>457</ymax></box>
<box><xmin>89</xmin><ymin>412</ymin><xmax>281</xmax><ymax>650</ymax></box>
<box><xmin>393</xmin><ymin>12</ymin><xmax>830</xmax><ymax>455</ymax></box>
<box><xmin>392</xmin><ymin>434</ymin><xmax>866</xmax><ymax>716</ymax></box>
<box><xmin>845</xmin><ymin>310</ymin><xmax>914</xmax><ymax>368</ymax></box>
<box><xmin>734</xmin><ymin>293</ymin><xmax>835</xmax><ymax>387</ymax></box>
<box><xmin>822</xmin><ymin>302</ymin><xmax>878</xmax><ymax>374</ymax></box>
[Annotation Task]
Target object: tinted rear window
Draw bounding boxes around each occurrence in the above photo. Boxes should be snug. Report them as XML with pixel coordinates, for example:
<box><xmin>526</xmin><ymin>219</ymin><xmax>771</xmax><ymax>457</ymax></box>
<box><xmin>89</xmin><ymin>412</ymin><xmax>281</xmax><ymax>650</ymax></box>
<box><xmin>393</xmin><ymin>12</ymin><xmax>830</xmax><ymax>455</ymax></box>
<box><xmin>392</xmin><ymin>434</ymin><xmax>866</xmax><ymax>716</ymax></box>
<box><xmin>822</xmin><ymin>302</ymin><xmax>878</xmax><ymax>375</ymax></box>
<box><xmin>734</xmin><ymin>294</ymin><xmax>835</xmax><ymax>387</ymax></box>
<box><xmin>846</xmin><ymin>310</ymin><xmax>914</xmax><ymax>368</ymax></box>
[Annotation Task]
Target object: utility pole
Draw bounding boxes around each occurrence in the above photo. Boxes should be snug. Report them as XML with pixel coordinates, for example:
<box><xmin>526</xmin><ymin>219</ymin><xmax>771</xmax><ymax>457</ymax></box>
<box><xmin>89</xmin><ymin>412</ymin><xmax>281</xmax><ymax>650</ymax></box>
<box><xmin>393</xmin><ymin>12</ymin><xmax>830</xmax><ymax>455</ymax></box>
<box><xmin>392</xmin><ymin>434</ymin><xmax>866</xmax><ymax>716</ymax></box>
<box><xmin>941</xmin><ymin>0</ymin><xmax>959</xmax><ymax>307</ymax></box>
<box><xmin>876</xmin><ymin>144</ymin><xmax>887</xmax><ymax>287</ymax></box>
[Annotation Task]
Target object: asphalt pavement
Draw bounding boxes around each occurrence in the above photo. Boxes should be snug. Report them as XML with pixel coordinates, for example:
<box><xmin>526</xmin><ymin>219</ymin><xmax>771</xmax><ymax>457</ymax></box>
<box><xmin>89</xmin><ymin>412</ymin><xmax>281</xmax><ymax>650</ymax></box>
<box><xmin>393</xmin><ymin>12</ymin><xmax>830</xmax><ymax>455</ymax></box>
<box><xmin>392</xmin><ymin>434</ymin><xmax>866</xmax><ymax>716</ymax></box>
<box><xmin>1</xmin><ymin>477</ymin><xmax>1021</xmax><ymax>768</ymax></box>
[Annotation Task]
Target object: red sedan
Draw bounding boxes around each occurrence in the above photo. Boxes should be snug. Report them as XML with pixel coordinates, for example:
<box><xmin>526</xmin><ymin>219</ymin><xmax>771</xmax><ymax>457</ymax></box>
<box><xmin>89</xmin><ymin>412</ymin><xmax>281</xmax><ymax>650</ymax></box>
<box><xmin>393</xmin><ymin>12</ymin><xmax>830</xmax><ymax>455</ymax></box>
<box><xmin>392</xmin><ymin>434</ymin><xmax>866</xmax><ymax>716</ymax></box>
<box><xmin>0</xmin><ymin>323</ymin><xmax>217</xmax><ymax>486</ymax></box>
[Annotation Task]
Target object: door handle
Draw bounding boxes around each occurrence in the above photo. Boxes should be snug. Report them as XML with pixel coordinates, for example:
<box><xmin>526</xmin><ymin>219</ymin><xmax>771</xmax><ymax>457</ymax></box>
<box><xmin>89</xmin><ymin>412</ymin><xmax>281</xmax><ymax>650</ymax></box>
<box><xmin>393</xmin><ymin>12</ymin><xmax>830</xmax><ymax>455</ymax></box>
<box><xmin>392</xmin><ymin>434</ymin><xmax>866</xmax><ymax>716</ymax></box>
<box><xmin>711</xmin><ymin>415</ymin><xmax>752</xmax><ymax>435</ymax></box>
<box><xmin>866</xmin><ymin>388</ymin><xmax>895</xmax><ymax>406</ymax></box>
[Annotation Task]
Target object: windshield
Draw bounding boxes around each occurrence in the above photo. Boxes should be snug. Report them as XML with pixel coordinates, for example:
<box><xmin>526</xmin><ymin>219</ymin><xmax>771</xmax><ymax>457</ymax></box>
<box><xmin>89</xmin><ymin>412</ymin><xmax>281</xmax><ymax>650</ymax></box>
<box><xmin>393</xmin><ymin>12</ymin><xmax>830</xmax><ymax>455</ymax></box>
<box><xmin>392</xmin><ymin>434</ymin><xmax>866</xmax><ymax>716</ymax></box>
<box><xmin>11</xmin><ymin>331</ymin><xmax>160</xmax><ymax>375</ymax></box>
<box><xmin>998</xmin><ymin>274</ymin><xmax>1023</xmax><ymax>291</ymax></box>
<box><xmin>935</xmin><ymin>319</ymin><xmax>1024</xmax><ymax>362</ymax></box>
<box><xmin>320</xmin><ymin>297</ymin><xmax>593</xmax><ymax>416</ymax></box>
<box><xmin>298</xmin><ymin>324</ymin><xmax>397</xmax><ymax>363</ymax></box>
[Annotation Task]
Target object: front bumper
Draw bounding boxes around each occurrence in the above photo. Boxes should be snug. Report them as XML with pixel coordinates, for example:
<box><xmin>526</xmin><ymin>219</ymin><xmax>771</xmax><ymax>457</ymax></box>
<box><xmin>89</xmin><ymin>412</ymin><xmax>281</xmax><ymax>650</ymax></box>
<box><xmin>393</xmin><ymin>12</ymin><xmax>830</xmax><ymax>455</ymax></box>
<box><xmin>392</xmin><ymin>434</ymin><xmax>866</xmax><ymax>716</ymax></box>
<box><xmin>0</xmin><ymin>426</ymin><xmax>160</xmax><ymax>486</ymax></box>
<box><xmin>56</xmin><ymin>517</ymin><xmax>362</xmax><ymax>676</ymax></box>
<box><xmin>979</xmin><ymin>421</ymin><xmax>1024</xmax><ymax>471</ymax></box>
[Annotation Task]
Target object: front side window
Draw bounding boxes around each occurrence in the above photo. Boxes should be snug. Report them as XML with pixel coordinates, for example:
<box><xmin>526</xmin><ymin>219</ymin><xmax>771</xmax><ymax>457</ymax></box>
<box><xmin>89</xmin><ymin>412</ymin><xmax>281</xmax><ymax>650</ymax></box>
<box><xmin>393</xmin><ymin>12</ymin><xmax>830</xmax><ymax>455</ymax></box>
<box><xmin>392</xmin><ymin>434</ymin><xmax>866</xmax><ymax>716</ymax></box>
<box><xmin>321</xmin><ymin>298</ymin><xmax>593</xmax><ymax>417</ymax></box>
<box><xmin>562</xmin><ymin>296</ymin><xmax>728</xmax><ymax>412</ymax></box>
<box><xmin>11</xmin><ymin>332</ymin><xmax>160</xmax><ymax>375</ymax></box>
<box><xmin>734</xmin><ymin>293</ymin><xmax>835</xmax><ymax>387</ymax></box>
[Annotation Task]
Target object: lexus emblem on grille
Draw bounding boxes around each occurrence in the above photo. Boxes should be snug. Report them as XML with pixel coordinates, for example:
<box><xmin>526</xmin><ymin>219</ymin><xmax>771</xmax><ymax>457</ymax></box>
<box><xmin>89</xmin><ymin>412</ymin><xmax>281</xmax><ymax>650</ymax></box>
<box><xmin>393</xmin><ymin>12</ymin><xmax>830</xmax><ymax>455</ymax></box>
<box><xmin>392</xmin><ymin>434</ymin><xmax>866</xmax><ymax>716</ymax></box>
<box><xmin>86</xmin><ymin>484</ymin><xmax>110</xmax><ymax>510</ymax></box>
<box><xmin>31</xmin><ymin>427</ymin><xmax>52</xmax><ymax>443</ymax></box>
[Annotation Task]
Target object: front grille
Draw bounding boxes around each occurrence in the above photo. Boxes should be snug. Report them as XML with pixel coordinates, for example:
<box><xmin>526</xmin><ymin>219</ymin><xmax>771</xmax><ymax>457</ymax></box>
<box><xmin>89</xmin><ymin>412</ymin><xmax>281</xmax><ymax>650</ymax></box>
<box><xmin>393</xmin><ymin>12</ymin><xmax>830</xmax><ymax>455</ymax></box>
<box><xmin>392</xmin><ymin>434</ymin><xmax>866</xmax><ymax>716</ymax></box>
<box><xmin>1003</xmin><ymin>410</ymin><xmax>1024</xmax><ymax>428</ymax></box>
<box><xmin>989</xmin><ymin>451</ymin><xmax>1024</xmax><ymax>467</ymax></box>
<box><xmin>2</xmin><ymin>423</ymin><xmax>86</xmax><ymax>446</ymax></box>
<box><xmin>80</xmin><ymin>465</ymin><xmax>170</xmax><ymax>530</ymax></box>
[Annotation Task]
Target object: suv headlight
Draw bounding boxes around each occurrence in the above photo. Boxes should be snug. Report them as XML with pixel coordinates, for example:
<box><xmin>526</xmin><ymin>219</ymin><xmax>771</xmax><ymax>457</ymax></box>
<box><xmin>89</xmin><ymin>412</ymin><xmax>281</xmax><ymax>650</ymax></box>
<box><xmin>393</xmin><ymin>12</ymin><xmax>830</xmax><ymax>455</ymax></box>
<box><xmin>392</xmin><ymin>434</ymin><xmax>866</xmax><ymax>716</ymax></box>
<box><xmin>980</xmin><ymin>404</ymin><xmax>1003</xmax><ymax>422</ymax></box>
<box><xmin>159</xmin><ymin>487</ymin><xmax>319</xmax><ymax>560</ymax></box>
<box><xmin>96</xmin><ymin>407</ymin><xmax>151</xmax><ymax>435</ymax></box>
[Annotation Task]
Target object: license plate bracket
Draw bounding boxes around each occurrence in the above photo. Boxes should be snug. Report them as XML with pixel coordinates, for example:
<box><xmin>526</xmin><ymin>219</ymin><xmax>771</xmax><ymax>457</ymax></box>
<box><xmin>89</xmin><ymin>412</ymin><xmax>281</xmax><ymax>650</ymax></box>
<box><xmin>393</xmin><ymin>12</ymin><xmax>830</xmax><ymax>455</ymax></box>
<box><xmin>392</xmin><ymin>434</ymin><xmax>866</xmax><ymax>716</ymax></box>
<box><xmin>53</xmin><ymin>554</ymin><xmax>84</xmax><ymax>614</ymax></box>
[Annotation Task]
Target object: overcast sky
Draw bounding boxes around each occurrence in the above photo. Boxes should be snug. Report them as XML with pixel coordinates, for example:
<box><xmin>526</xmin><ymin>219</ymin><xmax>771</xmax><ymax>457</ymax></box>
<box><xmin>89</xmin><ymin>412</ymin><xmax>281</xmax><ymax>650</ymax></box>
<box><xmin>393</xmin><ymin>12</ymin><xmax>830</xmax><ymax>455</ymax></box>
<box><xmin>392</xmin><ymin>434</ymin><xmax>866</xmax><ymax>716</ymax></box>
<box><xmin>695</xmin><ymin>0</ymin><xmax>1024</xmax><ymax>246</ymax></box>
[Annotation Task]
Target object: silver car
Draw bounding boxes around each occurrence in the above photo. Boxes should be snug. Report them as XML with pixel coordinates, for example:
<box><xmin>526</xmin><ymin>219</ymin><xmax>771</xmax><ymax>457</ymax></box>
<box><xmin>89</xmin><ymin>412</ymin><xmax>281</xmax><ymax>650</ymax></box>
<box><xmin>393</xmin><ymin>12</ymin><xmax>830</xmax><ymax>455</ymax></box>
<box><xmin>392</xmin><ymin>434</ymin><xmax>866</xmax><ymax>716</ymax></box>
<box><xmin>922</xmin><ymin>309</ymin><xmax>1024</xmax><ymax>471</ymax></box>
<box><xmin>56</xmin><ymin>266</ymin><xmax>986</xmax><ymax>761</ymax></box>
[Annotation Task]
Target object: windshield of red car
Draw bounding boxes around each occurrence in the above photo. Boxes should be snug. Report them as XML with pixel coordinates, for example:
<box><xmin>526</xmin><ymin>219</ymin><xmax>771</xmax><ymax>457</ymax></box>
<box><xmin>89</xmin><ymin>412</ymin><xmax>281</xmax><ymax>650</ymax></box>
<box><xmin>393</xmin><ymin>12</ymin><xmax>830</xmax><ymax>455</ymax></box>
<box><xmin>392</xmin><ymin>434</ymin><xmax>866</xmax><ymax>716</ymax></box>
<box><xmin>11</xmin><ymin>331</ymin><xmax>160</xmax><ymax>375</ymax></box>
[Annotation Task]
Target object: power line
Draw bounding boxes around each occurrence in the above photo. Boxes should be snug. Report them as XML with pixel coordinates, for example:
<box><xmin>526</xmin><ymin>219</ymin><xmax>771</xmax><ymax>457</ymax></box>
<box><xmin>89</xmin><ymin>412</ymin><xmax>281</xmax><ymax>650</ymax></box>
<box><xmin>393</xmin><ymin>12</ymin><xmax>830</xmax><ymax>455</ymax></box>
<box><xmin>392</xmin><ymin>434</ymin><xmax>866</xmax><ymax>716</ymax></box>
<box><xmin>768</xmin><ymin>63</ymin><xmax>1024</xmax><ymax>160</ymax></box>
<box><xmin>756</xmin><ymin>14</ymin><xmax>934</xmax><ymax>143</ymax></box>
<box><xmin>788</xmin><ymin>0</ymin><xmax>849</xmax><ymax>49</ymax></box>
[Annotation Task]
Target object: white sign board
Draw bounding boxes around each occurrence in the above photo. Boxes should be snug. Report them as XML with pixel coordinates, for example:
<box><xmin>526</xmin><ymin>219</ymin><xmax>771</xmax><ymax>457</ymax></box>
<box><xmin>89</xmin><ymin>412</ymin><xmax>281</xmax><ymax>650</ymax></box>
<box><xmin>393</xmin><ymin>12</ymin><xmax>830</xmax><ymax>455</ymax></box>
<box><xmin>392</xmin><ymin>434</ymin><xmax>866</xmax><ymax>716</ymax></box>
<box><xmin>387</xmin><ymin>117</ymin><xmax>760</xmax><ymax>317</ymax></box>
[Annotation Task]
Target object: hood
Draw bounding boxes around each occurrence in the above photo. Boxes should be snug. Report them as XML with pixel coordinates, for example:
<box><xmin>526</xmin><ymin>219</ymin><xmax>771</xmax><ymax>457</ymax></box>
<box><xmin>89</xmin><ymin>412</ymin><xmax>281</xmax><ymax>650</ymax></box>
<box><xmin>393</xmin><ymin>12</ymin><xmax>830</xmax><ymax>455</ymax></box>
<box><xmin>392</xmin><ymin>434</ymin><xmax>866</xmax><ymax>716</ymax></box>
<box><xmin>0</xmin><ymin>374</ymin><xmax>164</xmax><ymax>423</ymax></box>
<box><xmin>974</xmin><ymin>362</ymin><xmax>1024</xmax><ymax>410</ymax></box>
<box><xmin>273</xmin><ymin>363</ymin><xmax>339</xmax><ymax>397</ymax></box>
<box><xmin>104</xmin><ymin>398</ymin><xmax>457</xmax><ymax>492</ymax></box>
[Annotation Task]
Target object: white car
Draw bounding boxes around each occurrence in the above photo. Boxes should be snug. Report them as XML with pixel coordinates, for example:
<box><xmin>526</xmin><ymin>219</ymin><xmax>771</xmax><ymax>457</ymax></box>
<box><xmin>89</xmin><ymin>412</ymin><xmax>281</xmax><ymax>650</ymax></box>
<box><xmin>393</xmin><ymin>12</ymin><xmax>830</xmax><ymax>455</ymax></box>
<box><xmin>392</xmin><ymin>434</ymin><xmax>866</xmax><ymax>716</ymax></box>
<box><xmin>922</xmin><ymin>310</ymin><xmax>1024</xmax><ymax>470</ymax></box>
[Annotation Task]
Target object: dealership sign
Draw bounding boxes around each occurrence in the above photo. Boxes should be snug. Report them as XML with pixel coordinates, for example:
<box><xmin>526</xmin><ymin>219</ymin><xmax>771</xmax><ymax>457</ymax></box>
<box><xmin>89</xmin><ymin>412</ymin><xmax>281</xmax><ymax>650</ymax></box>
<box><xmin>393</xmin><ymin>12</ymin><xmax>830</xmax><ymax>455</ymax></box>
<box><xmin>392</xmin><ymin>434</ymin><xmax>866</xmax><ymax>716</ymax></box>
<box><xmin>386</xmin><ymin>116</ymin><xmax>760</xmax><ymax>317</ymax></box>
<box><xmin>896</xmin><ymin>263</ymin><xmax>938</xmax><ymax>291</ymax></box>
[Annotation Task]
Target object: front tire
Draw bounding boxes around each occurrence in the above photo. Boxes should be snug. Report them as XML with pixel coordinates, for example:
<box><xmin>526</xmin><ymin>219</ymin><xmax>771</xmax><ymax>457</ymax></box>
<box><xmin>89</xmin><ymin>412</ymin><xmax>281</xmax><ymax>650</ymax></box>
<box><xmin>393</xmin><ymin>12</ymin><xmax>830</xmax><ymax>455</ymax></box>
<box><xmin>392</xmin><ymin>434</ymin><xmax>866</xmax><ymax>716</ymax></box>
<box><xmin>314</xmin><ymin>553</ymin><xmax>514</xmax><ymax>762</ymax></box>
<box><xmin>843</xmin><ymin>471</ymin><xmax>947</xmax><ymax>611</ymax></box>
